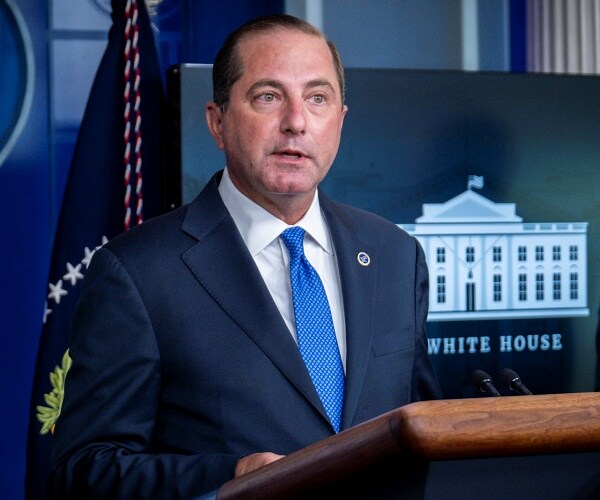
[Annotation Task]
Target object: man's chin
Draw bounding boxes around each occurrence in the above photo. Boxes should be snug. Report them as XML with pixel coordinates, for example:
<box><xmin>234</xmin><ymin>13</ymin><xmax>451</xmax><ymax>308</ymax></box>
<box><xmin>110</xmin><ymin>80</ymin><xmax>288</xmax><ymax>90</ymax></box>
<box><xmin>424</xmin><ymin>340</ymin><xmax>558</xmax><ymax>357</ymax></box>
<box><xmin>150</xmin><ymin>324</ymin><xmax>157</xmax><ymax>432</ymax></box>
<box><xmin>268</xmin><ymin>180</ymin><xmax>317</xmax><ymax>197</ymax></box>
<box><xmin>265</xmin><ymin>176</ymin><xmax>315</xmax><ymax>194</ymax></box>
<box><xmin>267</xmin><ymin>168</ymin><xmax>327</xmax><ymax>193</ymax></box>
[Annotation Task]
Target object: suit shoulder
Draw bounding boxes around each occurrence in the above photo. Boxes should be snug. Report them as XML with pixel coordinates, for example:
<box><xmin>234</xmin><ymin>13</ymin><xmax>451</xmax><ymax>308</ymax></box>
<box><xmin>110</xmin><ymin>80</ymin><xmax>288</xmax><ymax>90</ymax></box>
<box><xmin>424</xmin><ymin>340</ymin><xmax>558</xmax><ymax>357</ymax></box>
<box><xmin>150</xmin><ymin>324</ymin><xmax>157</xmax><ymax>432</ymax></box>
<box><xmin>104</xmin><ymin>204</ymin><xmax>189</xmax><ymax>257</ymax></box>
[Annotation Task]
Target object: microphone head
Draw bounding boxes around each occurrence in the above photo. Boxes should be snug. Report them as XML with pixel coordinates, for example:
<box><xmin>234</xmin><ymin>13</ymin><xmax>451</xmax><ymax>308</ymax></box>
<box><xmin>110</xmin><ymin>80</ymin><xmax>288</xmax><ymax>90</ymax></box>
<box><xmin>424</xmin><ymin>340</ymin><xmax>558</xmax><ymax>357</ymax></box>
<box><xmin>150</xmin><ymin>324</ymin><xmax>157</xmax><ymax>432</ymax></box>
<box><xmin>471</xmin><ymin>369</ymin><xmax>493</xmax><ymax>386</ymax></box>
<box><xmin>470</xmin><ymin>369</ymin><xmax>502</xmax><ymax>396</ymax></box>
<box><xmin>498</xmin><ymin>367</ymin><xmax>520</xmax><ymax>387</ymax></box>
<box><xmin>498</xmin><ymin>368</ymin><xmax>533</xmax><ymax>395</ymax></box>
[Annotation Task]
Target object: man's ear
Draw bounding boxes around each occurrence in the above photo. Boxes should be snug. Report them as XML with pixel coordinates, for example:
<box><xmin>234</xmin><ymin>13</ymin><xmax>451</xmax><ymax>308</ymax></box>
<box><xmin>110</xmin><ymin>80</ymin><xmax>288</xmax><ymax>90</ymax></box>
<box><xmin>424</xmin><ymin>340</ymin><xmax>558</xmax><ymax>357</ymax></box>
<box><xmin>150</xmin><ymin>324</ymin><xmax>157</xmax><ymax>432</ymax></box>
<box><xmin>205</xmin><ymin>102</ymin><xmax>224</xmax><ymax>150</ymax></box>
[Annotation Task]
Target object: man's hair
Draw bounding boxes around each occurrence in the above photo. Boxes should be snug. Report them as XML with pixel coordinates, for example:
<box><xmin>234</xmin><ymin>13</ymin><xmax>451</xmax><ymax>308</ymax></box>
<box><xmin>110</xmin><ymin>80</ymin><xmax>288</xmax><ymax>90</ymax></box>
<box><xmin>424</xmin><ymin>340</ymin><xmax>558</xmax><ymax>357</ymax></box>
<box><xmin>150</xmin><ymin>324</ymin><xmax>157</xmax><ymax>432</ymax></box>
<box><xmin>212</xmin><ymin>14</ymin><xmax>345</xmax><ymax>109</ymax></box>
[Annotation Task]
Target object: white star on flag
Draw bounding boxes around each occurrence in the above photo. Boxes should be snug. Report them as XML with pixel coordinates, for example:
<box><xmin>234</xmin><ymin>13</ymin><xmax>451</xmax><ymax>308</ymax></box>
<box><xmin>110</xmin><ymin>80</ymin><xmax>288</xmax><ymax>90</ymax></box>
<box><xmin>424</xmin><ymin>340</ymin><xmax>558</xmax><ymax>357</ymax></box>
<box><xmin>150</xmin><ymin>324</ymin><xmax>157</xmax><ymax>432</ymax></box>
<box><xmin>63</xmin><ymin>262</ymin><xmax>84</xmax><ymax>286</ymax></box>
<box><xmin>47</xmin><ymin>280</ymin><xmax>68</xmax><ymax>305</ymax></box>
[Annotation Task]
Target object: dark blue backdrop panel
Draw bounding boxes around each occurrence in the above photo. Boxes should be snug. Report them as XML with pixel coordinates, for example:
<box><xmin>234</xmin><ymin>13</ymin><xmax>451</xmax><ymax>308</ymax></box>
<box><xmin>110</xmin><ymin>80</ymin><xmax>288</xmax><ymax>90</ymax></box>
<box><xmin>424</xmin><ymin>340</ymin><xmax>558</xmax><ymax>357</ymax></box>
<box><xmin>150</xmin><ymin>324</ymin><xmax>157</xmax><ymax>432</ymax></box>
<box><xmin>181</xmin><ymin>0</ymin><xmax>283</xmax><ymax>63</ymax></box>
<box><xmin>326</xmin><ymin>69</ymin><xmax>599</xmax><ymax>398</ymax></box>
<box><xmin>0</xmin><ymin>1</ymin><xmax>49</xmax><ymax>499</ymax></box>
<box><xmin>509</xmin><ymin>0</ymin><xmax>527</xmax><ymax>72</ymax></box>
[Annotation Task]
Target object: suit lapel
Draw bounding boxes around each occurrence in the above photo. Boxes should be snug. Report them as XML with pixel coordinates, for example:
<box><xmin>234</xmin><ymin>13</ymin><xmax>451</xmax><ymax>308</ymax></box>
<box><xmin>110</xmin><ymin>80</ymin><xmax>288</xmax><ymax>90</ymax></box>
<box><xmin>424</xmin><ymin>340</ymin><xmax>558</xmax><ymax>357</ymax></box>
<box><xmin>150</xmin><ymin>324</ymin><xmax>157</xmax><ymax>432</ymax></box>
<box><xmin>321</xmin><ymin>194</ymin><xmax>378</xmax><ymax>429</ymax></box>
<box><xmin>180</xmin><ymin>174</ymin><xmax>326</xmax><ymax>417</ymax></box>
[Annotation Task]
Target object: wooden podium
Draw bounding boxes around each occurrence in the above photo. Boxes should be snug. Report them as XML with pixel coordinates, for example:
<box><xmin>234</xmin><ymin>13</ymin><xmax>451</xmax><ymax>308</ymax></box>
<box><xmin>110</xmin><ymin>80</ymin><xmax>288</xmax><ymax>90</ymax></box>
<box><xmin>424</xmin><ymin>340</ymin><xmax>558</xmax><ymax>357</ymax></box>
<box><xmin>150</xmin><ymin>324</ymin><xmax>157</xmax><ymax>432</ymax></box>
<box><xmin>211</xmin><ymin>392</ymin><xmax>600</xmax><ymax>499</ymax></box>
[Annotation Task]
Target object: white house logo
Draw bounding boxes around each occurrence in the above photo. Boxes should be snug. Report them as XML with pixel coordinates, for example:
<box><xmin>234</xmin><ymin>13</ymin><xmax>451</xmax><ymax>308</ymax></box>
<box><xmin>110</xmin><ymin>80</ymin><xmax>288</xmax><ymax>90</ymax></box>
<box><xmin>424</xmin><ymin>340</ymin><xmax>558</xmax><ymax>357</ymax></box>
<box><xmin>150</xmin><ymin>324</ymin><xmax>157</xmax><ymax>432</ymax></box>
<box><xmin>0</xmin><ymin>0</ymin><xmax>34</xmax><ymax>168</ymax></box>
<box><xmin>398</xmin><ymin>176</ymin><xmax>589</xmax><ymax>322</ymax></box>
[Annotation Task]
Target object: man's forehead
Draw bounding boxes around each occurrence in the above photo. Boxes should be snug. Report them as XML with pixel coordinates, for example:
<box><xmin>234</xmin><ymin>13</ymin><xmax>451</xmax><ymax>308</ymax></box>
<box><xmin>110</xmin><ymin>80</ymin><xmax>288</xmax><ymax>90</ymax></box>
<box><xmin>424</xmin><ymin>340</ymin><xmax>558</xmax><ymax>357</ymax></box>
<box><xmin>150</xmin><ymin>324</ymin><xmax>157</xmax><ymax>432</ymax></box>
<box><xmin>239</xmin><ymin>28</ymin><xmax>329</xmax><ymax>60</ymax></box>
<box><xmin>236</xmin><ymin>30</ymin><xmax>336</xmax><ymax>80</ymax></box>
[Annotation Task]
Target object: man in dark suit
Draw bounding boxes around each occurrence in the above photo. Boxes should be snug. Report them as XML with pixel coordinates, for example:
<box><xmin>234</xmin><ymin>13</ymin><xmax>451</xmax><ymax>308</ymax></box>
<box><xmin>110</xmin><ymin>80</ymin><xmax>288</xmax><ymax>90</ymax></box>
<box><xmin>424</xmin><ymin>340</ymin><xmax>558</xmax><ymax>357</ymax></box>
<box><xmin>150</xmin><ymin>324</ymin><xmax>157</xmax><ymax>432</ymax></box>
<box><xmin>47</xmin><ymin>14</ymin><xmax>441</xmax><ymax>498</ymax></box>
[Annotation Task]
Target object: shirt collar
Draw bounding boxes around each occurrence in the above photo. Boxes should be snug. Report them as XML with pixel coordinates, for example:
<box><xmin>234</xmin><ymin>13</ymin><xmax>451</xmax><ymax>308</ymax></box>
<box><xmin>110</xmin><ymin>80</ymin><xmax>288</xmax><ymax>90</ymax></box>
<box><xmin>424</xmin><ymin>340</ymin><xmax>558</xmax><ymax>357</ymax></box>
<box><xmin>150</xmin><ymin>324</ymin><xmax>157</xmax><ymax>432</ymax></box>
<box><xmin>218</xmin><ymin>167</ymin><xmax>333</xmax><ymax>256</ymax></box>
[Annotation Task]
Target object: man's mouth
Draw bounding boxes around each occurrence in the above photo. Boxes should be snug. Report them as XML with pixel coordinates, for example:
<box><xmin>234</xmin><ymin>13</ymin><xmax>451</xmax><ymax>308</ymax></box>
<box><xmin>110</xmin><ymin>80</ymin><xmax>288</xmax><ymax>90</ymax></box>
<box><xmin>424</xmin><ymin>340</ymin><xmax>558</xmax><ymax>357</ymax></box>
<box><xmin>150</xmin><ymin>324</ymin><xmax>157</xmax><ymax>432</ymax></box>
<box><xmin>275</xmin><ymin>148</ymin><xmax>305</xmax><ymax>159</ymax></box>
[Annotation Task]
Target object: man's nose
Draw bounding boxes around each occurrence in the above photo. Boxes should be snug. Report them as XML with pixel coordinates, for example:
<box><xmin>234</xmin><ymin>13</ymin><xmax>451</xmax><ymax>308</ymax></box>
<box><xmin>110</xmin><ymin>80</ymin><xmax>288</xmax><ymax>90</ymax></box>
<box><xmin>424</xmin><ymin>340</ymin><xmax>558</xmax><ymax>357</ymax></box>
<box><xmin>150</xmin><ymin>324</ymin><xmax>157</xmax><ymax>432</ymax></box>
<box><xmin>280</xmin><ymin>97</ymin><xmax>307</xmax><ymax>135</ymax></box>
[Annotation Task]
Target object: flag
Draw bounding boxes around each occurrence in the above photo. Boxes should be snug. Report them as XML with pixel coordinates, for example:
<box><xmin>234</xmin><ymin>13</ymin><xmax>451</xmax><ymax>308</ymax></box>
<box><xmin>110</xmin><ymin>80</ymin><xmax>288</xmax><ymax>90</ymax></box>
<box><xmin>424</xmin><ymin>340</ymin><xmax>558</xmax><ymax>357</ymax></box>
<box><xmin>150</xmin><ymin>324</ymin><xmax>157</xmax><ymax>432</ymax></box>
<box><xmin>467</xmin><ymin>174</ymin><xmax>484</xmax><ymax>190</ymax></box>
<box><xmin>25</xmin><ymin>1</ymin><xmax>167</xmax><ymax>497</ymax></box>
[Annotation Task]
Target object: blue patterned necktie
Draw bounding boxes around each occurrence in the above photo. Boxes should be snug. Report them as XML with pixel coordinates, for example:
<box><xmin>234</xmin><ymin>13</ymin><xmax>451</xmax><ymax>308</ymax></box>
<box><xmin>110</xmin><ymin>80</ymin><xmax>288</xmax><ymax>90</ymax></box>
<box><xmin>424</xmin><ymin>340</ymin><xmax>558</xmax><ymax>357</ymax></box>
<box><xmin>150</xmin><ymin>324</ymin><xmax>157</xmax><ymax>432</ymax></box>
<box><xmin>281</xmin><ymin>226</ymin><xmax>345</xmax><ymax>433</ymax></box>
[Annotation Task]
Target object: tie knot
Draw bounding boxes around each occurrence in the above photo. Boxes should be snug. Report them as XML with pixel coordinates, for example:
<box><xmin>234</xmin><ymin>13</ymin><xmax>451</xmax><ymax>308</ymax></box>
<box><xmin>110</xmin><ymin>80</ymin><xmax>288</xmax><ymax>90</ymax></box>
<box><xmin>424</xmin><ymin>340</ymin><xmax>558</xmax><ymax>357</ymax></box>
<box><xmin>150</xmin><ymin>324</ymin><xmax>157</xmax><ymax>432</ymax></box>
<box><xmin>281</xmin><ymin>226</ymin><xmax>305</xmax><ymax>261</ymax></box>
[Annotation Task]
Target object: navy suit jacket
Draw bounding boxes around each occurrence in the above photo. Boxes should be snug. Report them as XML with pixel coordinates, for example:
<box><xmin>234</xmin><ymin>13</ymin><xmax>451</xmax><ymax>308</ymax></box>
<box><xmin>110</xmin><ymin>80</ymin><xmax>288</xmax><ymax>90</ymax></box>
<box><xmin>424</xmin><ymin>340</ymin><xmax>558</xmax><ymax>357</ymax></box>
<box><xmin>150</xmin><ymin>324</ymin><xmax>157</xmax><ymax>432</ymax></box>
<box><xmin>47</xmin><ymin>172</ymin><xmax>441</xmax><ymax>498</ymax></box>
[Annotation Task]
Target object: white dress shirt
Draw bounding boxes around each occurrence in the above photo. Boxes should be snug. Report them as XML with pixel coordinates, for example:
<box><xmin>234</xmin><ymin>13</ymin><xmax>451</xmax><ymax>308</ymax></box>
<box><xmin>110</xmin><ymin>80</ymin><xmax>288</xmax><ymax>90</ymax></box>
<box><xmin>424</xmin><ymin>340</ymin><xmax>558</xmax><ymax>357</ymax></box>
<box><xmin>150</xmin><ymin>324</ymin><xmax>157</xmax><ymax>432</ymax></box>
<box><xmin>218</xmin><ymin>168</ymin><xmax>347</xmax><ymax>371</ymax></box>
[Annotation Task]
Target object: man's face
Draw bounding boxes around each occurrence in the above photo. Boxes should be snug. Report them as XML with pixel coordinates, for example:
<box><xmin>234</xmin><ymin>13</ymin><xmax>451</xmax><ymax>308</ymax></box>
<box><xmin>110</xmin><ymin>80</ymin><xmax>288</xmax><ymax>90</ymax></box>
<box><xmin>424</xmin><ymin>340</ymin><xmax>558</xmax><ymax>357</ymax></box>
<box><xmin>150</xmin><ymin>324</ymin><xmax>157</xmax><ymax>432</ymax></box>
<box><xmin>206</xmin><ymin>28</ymin><xmax>347</xmax><ymax>221</ymax></box>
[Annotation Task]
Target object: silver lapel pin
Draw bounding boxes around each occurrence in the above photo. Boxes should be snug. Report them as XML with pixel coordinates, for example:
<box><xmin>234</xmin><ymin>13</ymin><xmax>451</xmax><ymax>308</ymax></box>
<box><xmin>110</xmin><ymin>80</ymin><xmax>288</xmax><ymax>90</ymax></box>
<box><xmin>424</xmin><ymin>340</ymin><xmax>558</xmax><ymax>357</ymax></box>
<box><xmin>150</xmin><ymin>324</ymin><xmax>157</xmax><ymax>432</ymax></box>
<box><xmin>357</xmin><ymin>252</ymin><xmax>370</xmax><ymax>266</ymax></box>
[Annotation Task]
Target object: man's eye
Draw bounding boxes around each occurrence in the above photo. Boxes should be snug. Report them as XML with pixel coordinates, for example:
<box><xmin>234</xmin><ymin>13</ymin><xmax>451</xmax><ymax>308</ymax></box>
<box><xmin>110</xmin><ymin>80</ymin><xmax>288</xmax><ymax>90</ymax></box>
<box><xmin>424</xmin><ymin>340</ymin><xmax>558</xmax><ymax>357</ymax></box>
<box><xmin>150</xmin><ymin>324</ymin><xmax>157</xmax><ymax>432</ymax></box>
<box><xmin>310</xmin><ymin>94</ymin><xmax>326</xmax><ymax>104</ymax></box>
<box><xmin>256</xmin><ymin>92</ymin><xmax>276</xmax><ymax>102</ymax></box>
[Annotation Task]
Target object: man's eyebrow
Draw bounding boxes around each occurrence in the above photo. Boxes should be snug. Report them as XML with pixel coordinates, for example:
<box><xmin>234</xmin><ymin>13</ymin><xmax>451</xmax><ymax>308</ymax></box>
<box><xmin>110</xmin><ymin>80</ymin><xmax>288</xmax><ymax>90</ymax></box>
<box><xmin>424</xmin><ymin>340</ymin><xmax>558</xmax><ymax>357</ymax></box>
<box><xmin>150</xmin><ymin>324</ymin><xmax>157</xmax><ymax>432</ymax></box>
<box><xmin>245</xmin><ymin>79</ymin><xmax>284</xmax><ymax>99</ymax></box>
<box><xmin>305</xmin><ymin>79</ymin><xmax>336</xmax><ymax>93</ymax></box>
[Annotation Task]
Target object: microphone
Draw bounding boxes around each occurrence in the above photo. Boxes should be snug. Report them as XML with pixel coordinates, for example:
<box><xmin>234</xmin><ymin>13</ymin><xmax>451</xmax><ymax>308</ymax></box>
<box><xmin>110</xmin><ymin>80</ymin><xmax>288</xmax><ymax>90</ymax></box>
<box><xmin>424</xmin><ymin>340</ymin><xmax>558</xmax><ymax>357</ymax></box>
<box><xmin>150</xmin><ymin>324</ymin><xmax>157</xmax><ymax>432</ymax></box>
<box><xmin>470</xmin><ymin>369</ymin><xmax>501</xmax><ymax>397</ymax></box>
<box><xmin>498</xmin><ymin>368</ymin><xmax>533</xmax><ymax>395</ymax></box>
